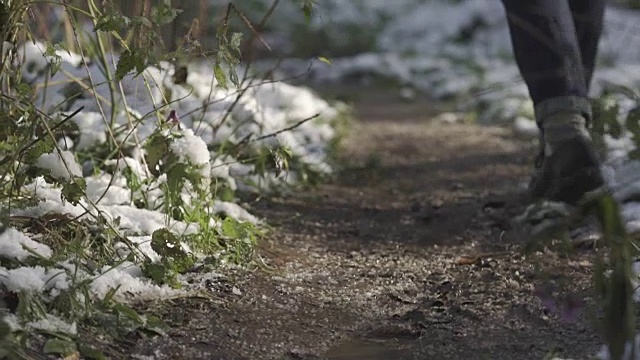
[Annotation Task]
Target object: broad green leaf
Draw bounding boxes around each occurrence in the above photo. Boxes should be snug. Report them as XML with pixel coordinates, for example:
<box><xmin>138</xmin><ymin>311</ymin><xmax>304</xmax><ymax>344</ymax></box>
<box><xmin>142</xmin><ymin>262</ymin><xmax>169</xmax><ymax>284</ymax></box>
<box><xmin>78</xmin><ymin>344</ymin><xmax>107</xmax><ymax>360</ymax></box>
<box><xmin>42</xmin><ymin>338</ymin><xmax>77</xmax><ymax>356</ymax></box>
<box><xmin>218</xmin><ymin>186</ymin><xmax>235</xmax><ymax>202</ymax></box>
<box><xmin>112</xmin><ymin>303</ymin><xmax>143</xmax><ymax>323</ymax></box>
<box><xmin>61</xmin><ymin>178</ymin><xmax>86</xmax><ymax>206</ymax></box>
<box><xmin>152</xmin><ymin>1</ymin><xmax>181</xmax><ymax>26</ymax></box>
<box><xmin>222</xmin><ymin>217</ymin><xmax>240</xmax><ymax>239</ymax></box>
<box><xmin>165</xmin><ymin>163</ymin><xmax>189</xmax><ymax>205</ymax></box>
<box><xmin>94</xmin><ymin>14</ymin><xmax>130</xmax><ymax>32</ymax></box>
<box><xmin>115</xmin><ymin>50</ymin><xmax>146</xmax><ymax>81</ymax></box>
<box><xmin>144</xmin><ymin>133</ymin><xmax>169</xmax><ymax>177</ymax></box>
<box><xmin>151</xmin><ymin>228</ymin><xmax>189</xmax><ymax>261</ymax></box>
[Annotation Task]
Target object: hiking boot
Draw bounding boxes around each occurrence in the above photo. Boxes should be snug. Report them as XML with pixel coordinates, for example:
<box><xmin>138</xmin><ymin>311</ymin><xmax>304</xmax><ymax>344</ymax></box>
<box><xmin>529</xmin><ymin>111</ymin><xmax>604</xmax><ymax>205</ymax></box>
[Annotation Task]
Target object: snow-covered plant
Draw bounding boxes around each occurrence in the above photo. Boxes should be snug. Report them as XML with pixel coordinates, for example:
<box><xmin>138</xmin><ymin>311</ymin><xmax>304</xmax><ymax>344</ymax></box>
<box><xmin>591</xmin><ymin>86</ymin><xmax>640</xmax><ymax>162</ymax></box>
<box><xmin>0</xmin><ymin>0</ymin><xmax>343</xmax><ymax>357</ymax></box>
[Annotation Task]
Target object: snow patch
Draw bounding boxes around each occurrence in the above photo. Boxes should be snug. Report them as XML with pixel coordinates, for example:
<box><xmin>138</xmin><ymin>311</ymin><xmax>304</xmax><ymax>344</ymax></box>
<box><xmin>35</xmin><ymin>150</ymin><xmax>82</xmax><ymax>180</ymax></box>
<box><xmin>0</xmin><ymin>228</ymin><xmax>53</xmax><ymax>260</ymax></box>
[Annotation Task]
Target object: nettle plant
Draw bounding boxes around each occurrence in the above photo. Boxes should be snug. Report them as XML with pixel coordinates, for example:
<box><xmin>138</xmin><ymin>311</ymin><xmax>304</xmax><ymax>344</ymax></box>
<box><xmin>0</xmin><ymin>0</ymin><xmax>334</xmax><ymax>357</ymax></box>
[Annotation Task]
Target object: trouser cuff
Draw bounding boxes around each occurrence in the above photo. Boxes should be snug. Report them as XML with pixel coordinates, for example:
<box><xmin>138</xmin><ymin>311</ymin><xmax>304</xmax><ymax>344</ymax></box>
<box><xmin>534</xmin><ymin>96</ymin><xmax>592</xmax><ymax>125</ymax></box>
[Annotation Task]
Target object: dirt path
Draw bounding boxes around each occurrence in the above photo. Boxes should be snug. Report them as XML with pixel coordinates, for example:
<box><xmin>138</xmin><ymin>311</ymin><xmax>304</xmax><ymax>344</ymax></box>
<box><xmin>127</xmin><ymin>88</ymin><xmax>603</xmax><ymax>360</ymax></box>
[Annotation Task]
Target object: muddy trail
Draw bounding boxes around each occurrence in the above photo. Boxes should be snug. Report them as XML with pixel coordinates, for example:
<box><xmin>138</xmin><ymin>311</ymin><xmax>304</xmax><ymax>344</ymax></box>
<box><xmin>125</xmin><ymin>88</ymin><xmax>606</xmax><ymax>360</ymax></box>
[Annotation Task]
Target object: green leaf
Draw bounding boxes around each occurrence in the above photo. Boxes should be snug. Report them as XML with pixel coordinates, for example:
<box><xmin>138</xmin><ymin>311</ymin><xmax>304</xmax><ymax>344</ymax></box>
<box><xmin>152</xmin><ymin>1</ymin><xmax>181</xmax><ymax>26</ymax></box>
<box><xmin>16</xmin><ymin>83</ymin><xmax>33</xmax><ymax>97</ymax></box>
<box><xmin>165</xmin><ymin>163</ymin><xmax>188</xmax><ymax>206</ymax></box>
<box><xmin>42</xmin><ymin>338</ymin><xmax>77</xmax><ymax>356</ymax></box>
<box><xmin>45</xmin><ymin>43</ymin><xmax>62</xmax><ymax>76</ymax></box>
<box><xmin>151</xmin><ymin>228</ymin><xmax>189</xmax><ymax>261</ymax></box>
<box><xmin>144</xmin><ymin>133</ymin><xmax>169</xmax><ymax>177</ymax></box>
<box><xmin>61</xmin><ymin>178</ymin><xmax>86</xmax><ymax>206</ymax></box>
<box><xmin>214</xmin><ymin>63</ymin><xmax>227</xmax><ymax>89</ymax></box>
<box><xmin>112</xmin><ymin>303</ymin><xmax>143</xmax><ymax>323</ymax></box>
<box><xmin>151</xmin><ymin>228</ymin><xmax>195</xmax><ymax>274</ymax></box>
<box><xmin>142</xmin><ymin>262</ymin><xmax>170</xmax><ymax>284</ymax></box>
<box><xmin>115</xmin><ymin>49</ymin><xmax>146</xmax><ymax>81</ymax></box>
<box><xmin>50</xmin><ymin>56</ymin><xmax>61</xmax><ymax>77</ymax></box>
<box><xmin>102</xmin><ymin>286</ymin><xmax>120</xmax><ymax>304</ymax></box>
<box><xmin>318</xmin><ymin>56</ymin><xmax>332</xmax><ymax>65</ymax></box>
<box><xmin>218</xmin><ymin>185</ymin><xmax>235</xmax><ymax>202</ymax></box>
<box><xmin>230</xmin><ymin>32</ymin><xmax>243</xmax><ymax>50</ymax></box>
<box><xmin>94</xmin><ymin>13</ymin><xmax>131</xmax><ymax>32</ymax></box>
<box><xmin>23</xmin><ymin>138</ymin><xmax>55</xmax><ymax>164</ymax></box>
<box><xmin>222</xmin><ymin>217</ymin><xmax>240</xmax><ymax>239</ymax></box>
<box><xmin>79</xmin><ymin>344</ymin><xmax>107</xmax><ymax>360</ymax></box>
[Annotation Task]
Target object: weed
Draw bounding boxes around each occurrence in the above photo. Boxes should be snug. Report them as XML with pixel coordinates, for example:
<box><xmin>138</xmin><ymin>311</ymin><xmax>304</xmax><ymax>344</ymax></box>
<box><xmin>0</xmin><ymin>0</ymin><xmax>339</xmax><ymax>356</ymax></box>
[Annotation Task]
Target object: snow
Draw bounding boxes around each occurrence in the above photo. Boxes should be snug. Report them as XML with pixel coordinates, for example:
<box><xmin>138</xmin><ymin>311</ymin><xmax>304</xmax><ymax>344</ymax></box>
<box><xmin>212</xmin><ymin>201</ymin><xmax>260</xmax><ymax>224</ymax></box>
<box><xmin>4</xmin><ymin>1</ymin><xmax>640</xmax><ymax>356</ymax></box>
<box><xmin>0</xmin><ymin>12</ymin><xmax>344</xmax><ymax>321</ymax></box>
<box><xmin>26</xmin><ymin>314</ymin><xmax>78</xmax><ymax>335</ymax></box>
<box><xmin>257</xmin><ymin>1</ymin><xmax>640</xmax><ymax>128</ymax></box>
<box><xmin>169</xmin><ymin>128</ymin><xmax>211</xmax><ymax>167</ymax></box>
<box><xmin>91</xmin><ymin>264</ymin><xmax>179</xmax><ymax>301</ymax></box>
<box><xmin>513</xmin><ymin>117</ymin><xmax>540</xmax><ymax>138</ymax></box>
<box><xmin>0</xmin><ymin>266</ymin><xmax>62</xmax><ymax>293</ymax></box>
<box><xmin>0</xmin><ymin>228</ymin><xmax>53</xmax><ymax>260</ymax></box>
<box><xmin>1</xmin><ymin>313</ymin><xmax>77</xmax><ymax>335</ymax></box>
<box><xmin>35</xmin><ymin>150</ymin><xmax>82</xmax><ymax>180</ymax></box>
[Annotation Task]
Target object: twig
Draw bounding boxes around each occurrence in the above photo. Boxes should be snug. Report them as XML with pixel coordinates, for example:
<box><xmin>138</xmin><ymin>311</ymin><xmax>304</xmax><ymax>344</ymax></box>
<box><xmin>180</xmin><ymin>59</ymin><xmax>316</xmax><ymax>120</ymax></box>
<box><xmin>228</xmin><ymin>3</ymin><xmax>272</xmax><ymax>52</ymax></box>
<box><xmin>250</xmin><ymin>113</ymin><xmax>320</xmax><ymax>143</ymax></box>
<box><xmin>240</xmin><ymin>0</ymin><xmax>281</xmax><ymax>84</ymax></box>
<box><xmin>224</xmin><ymin>113</ymin><xmax>321</xmax><ymax>158</ymax></box>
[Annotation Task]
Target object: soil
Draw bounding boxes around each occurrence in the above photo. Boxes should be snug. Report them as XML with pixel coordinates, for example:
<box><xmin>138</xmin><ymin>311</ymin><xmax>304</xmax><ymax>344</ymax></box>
<box><xmin>117</xmin><ymin>87</ymin><xmax>608</xmax><ymax>360</ymax></box>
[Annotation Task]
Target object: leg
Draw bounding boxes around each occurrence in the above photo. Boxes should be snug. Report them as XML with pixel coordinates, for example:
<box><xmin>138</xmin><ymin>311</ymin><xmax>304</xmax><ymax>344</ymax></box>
<box><xmin>500</xmin><ymin>0</ymin><xmax>605</xmax><ymax>204</ymax></box>
<box><xmin>568</xmin><ymin>0</ymin><xmax>605</xmax><ymax>92</ymax></box>
<box><xmin>501</xmin><ymin>0</ymin><xmax>587</xmax><ymax>107</ymax></box>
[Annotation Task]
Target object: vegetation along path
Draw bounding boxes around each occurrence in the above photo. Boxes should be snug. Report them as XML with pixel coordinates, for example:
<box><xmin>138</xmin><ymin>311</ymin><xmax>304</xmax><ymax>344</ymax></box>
<box><xmin>117</xmin><ymin>87</ymin><xmax>605</xmax><ymax>359</ymax></box>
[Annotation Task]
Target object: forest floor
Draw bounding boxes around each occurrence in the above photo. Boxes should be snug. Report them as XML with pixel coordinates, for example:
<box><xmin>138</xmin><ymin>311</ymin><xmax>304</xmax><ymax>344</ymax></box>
<box><xmin>117</xmin><ymin>86</ymin><xmax>608</xmax><ymax>360</ymax></box>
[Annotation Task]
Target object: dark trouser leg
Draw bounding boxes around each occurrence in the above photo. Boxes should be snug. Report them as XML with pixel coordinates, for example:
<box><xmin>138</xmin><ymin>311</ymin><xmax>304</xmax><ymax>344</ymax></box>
<box><xmin>501</xmin><ymin>0</ymin><xmax>586</xmax><ymax>104</ymax></box>
<box><xmin>500</xmin><ymin>0</ymin><xmax>604</xmax><ymax>123</ymax></box>
<box><xmin>569</xmin><ymin>0</ymin><xmax>605</xmax><ymax>91</ymax></box>
<box><xmin>500</xmin><ymin>0</ymin><xmax>606</xmax><ymax>204</ymax></box>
